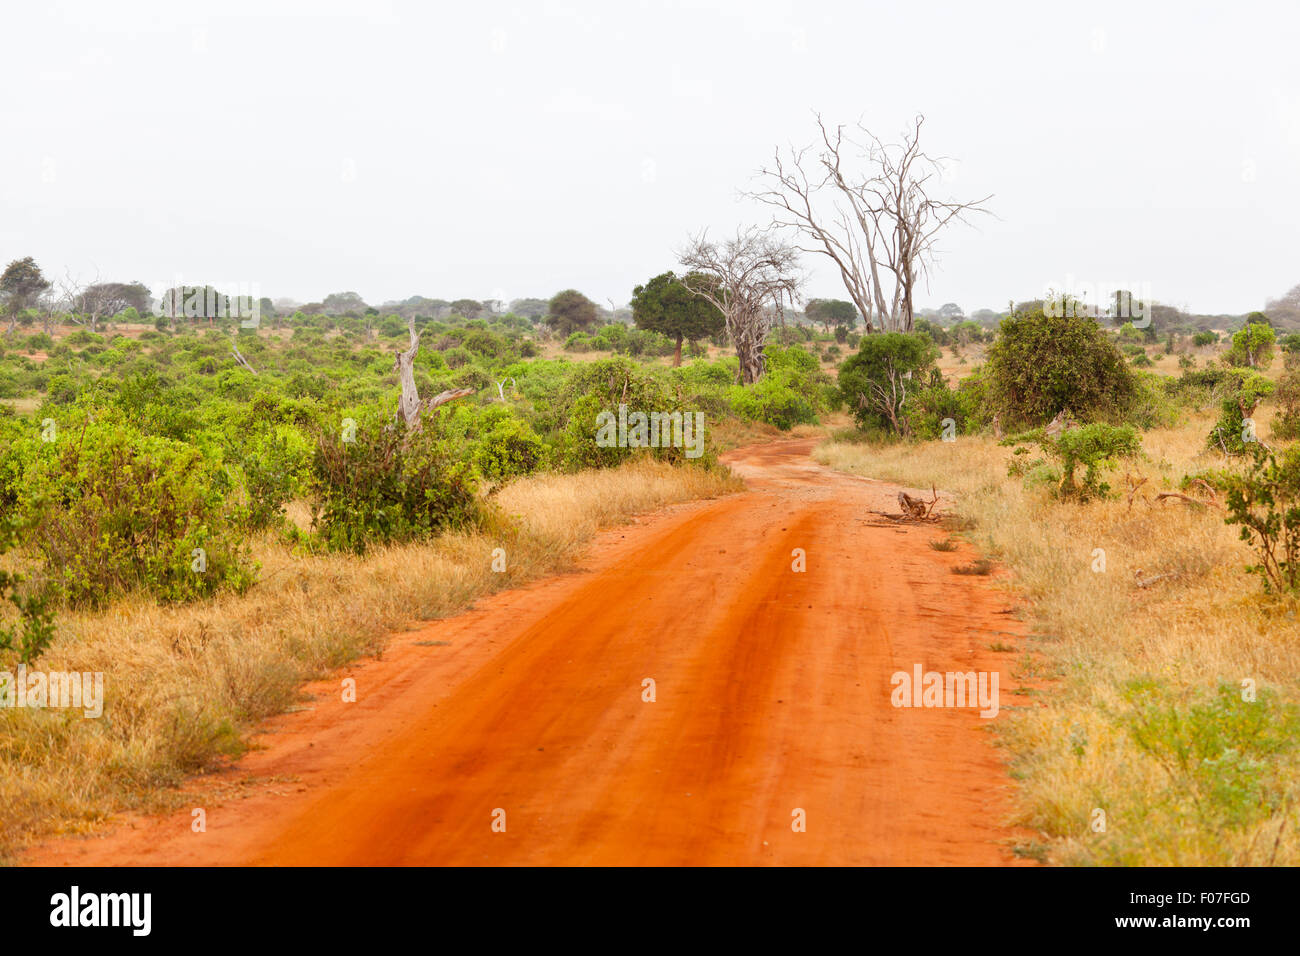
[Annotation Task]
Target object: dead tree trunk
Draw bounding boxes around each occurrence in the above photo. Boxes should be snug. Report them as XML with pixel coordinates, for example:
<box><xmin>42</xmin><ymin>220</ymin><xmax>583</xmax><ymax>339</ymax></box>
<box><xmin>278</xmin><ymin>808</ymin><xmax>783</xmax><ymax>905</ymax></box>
<box><xmin>394</xmin><ymin>315</ymin><xmax>475</xmax><ymax>429</ymax></box>
<box><xmin>678</xmin><ymin>228</ymin><xmax>801</xmax><ymax>385</ymax></box>
<box><xmin>395</xmin><ymin>316</ymin><xmax>422</xmax><ymax>428</ymax></box>
<box><xmin>231</xmin><ymin>338</ymin><xmax>258</xmax><ymax>374</ymax></box>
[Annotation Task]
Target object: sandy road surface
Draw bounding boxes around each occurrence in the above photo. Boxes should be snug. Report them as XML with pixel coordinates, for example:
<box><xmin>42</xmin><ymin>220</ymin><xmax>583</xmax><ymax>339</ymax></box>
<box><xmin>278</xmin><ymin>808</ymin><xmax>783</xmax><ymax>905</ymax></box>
<box><xmin>28</xmin><ymin>440</ymin><xmax>1029</xmax><ymax>866</ymax></box>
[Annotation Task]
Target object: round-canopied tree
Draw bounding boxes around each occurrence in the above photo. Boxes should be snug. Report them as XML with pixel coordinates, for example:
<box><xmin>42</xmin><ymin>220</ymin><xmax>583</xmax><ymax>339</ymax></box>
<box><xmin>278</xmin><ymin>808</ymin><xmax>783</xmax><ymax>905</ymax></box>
<box><xmin>630</xmin><ymin>271</ymin><xmax>725</xmax><ymax>366</ymax></box>
<box><xmin>545</xmin><ymin>289</ymin><xmax>599</xmax><ymax>337</ymax></box>
<box><xmin>805</xmin><ymin>298</ymin><xmax>858</xmax><ymax>333</ymax></box>
<box><xmin>985</xmin><ymin>298</ymin><xmax>1137</xmax><ymax>429</ymax></box>
<box><xmin>1</xmin><ymin>257</ymin><xmax>51</xmax><ymax>332</ymax></box>
<box><xmin>1224</xmin><ymin>314</ymin><xmax>1276</xmax><ymax>369</ymax></box>
<box><xmin>838</xmin><ymin>331</ymin><xmax>940</xmax><ymax>435</ymax></box>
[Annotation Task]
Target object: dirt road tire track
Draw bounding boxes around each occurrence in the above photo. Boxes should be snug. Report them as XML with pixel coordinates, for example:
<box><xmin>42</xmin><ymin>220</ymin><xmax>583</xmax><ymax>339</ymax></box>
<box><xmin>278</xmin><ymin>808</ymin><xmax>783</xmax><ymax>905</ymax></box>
<box><xmin>26</xmin><ymin>439</ymin><xmax>1030</xmax><ymax>866</ymax></box>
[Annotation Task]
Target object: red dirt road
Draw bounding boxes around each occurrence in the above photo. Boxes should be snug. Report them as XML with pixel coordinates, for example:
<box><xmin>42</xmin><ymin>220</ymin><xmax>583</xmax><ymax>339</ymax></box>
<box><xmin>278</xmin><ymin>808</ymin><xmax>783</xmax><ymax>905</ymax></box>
<box><xmin>27</xmin><ymin>440</ymin><xmax>1029</xmax><ymax>866</ymax></box>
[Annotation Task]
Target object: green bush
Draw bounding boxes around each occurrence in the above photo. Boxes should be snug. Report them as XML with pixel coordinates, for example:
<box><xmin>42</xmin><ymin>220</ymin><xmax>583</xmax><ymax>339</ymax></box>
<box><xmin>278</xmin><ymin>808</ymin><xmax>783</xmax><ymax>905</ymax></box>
<box><xmin>1207</xmin><ymin>371</ymin><xmax>1274</xmax><ymax>455</ymax></box>
<box><xmin>838</xmin><ymin>332</ymin><xmax>939</xmax><ymax>435</ymax></box>
<box><xmin>442</xmin><ymin>346</ymin><xmax>472</xmax><ymax>369</ymax></box>
<box><xmin>1223</xmin><ymin>443</ymin><xmax>1300</xmax><ymax>593</ymax></box>
<box><xmin>985</xmin><ymin>301</ymin><xmax>1137</xmax><ymax>429</ymax></box>
<box><xmin>1004</xmin><ymin>422</ymin><xmax>1141</xmax><ymax>500</ymax></box>
<box><xmin>1223</xmin><ymin>320</ymin><xmax>1275</xmax><ymax>370</ymax></box>
<box><xmin>1271</xmin><ymin>365</ymin><xmax>1300</xmax><ymax>441</ymax></box>
<box><xmin>1123</xmin><ymin>679</ymin><xmax>1300</xmax><ymax>830</ymax></box>
<box><xmin>729</xmin><ymin>376</ymin><xmax>817</xmax><ymax>430</ymax></box>
<box><xmin>0</xmin><ymin>516</ymin><xmax>56</xmax><ymax>665</ymax></box>
<box><xmin>548</xmin><ymin>357</ymin><xmax>709</xmax><ymax>468</ymax></box>
<box><xmin>592</xmin><ymin>323</ymin><xmax>628</xmax><ymax>351</ymax></box>
<box><xmin>1054</xmin><ymin>423</ymin><xmax>1142</xmax><ymax>499</ymax></box>
<box><xmin>474</xmin><ymin>411</ymin><xmax>546</xmax><ymax>482</ymax></box>
<box><xmin>218</xmin><ymin>423</ymin><xmax>313</xmax><ymax>532</ymax></box>
<box><xmin>564</xmin><ymin>331</ymin><xmax>595</xmax><ymax>353</ymax></box>
<box><xmin>1129</xmin><ymin>371</ymin><xmax>1182</xmax><ymax>429</ymax></box>
<box><xmin>906</xmin><ymin>371</ymin><xmax>979</xmax><ymax>439</ymax></box>
<box><xmin>309</xmin><ymin>411</ymin><xmax>482</xmax><ymax>554</ymax></box>
<box><xmin>19</xmin><ymin>421</ymin><xmax>257</xmax><ymax>606</ymax></box>
<box><xmin>621</xmin><ymin>328</ymin><xmax>675</xmax><ymax>358</ymax></box>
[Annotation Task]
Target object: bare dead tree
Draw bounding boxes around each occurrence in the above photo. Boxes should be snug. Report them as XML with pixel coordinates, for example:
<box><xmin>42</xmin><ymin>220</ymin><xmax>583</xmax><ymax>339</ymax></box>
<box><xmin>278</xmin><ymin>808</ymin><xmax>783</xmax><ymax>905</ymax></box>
<box><xmin>54</xmin><ymin>270</ymin><xmax>100</xmax><ymax>334</ymax></box>
<box><xmin>749</xmin><ymin>113</ymin><xmax>991</xmax><ymax>333</ymax></box>
<box><xmin>677</xmin><ymin>227</ymin><xmax>801</xmax><ymax>384</ymax></box>
<box><xmin>36</xmin><ymin>287</ymin><xmax>60</xmax><ymax>336</ymax></box>
<box><xmin>230</xmin><ymin>337</ymin><xmax>258</xmax><ymax>375</ymax></box>
<box><xmin>55</xmin><ymin>272</ymin><xmax>150</xmax><ymax>335</ymax></box>
<box><xmin>395</xmin><ymin>315</ymin><xmax>423</xmax><ymax>427</ymax></box>
<box><xmin>393</xmin><ymin>314</ymin><xmax>474</xmax><ymax>429</ymax></box>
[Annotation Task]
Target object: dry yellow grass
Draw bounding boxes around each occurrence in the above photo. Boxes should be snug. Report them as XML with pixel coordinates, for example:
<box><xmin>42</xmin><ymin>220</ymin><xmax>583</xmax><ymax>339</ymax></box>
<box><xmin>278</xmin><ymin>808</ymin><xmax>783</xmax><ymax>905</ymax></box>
<box><xmin>817</xmin><ymin>416</ymin><xmax>1300</xmax><ymax>866</ymax></box>
<box><xmin>0</xmin><ymin>458</ymin><xmax>740</xmax><ymax>860</ymax></box>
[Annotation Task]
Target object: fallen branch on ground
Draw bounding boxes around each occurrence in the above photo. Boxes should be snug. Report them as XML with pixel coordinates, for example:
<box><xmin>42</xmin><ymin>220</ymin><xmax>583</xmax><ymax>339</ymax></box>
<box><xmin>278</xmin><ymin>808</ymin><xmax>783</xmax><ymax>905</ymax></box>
<box><xmin>871</xmin><ymin>486</ymin><xmax>944</xmax><ymax>523</ymax></box>
<box><xmin>1154</xmin><ymin>491</ymin><xmax>1223</xmax><ymax>511</ymax></box>
<box><xmin>1134</xmin><ymin>568</ymin><xmax>1174</xmax><ymax>588</ymax></box>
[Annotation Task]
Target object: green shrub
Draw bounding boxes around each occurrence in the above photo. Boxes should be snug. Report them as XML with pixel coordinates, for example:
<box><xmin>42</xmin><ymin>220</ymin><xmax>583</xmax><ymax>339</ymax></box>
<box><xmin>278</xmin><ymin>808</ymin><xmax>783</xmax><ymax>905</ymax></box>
<box><xmin>838</xmin><ymin>332</ymin><xmax>939</xmax><ymax>435</ymax></box>
<box><xmin>564</xmin><ymin>331</ymin><xmax>595</xmax><ymax>352</ymax></box>
<box><xmin>558</xmin><ymin>394</ymin><xmax>634</xmax><ymax>469</ymax></box>
<box><xmin>672</xmin><ymin>358</ymin><xmax>735</xmax><ymax>390</ymax></box>
<box><xmin>1129</xmin><ymin>371</ymin><xmax>1182</xmax><ymax>429</ymax></box>
<box><xmin>1054</xmin><ymin>423</ymin><xmax>1142</xmax><ymax>499</ymax></box>
<box><xmin>1207</xmin><ymin>371</ymin><xmax>1274</xmax><ymax>455</ymax></box>
<box><xmin>1272</xmin><ymin>365</ymin><xmax>1300</xmax><ymax>441</ymax></box>
<box><xmin>1223</xmin><ymin>443</ymin><xmax>1300</xmax><ymax>593</ymax></box>
<box><xmin>550</xmin><ymin>357</ymin><xmax>707</xmax><ymax>467</ymax></box>
<box><xmin>985</xmin><ymin>301</ymin><xmax>1137</xmax><ymax>429</ymax></box>
<box><xmin>728</xmin><ymin>376</ymin><xmax>817</xmax><ymax>430</ymax></box>
<box><xmin>218</xmin><ymin>423</ymin><xmax>313</xmax><ymax>532</ymax></box>
<box><xmin>1167</xmin><ymin>365</ymin><xmax>1236</xmax><ymax>411</ymax></box>
<box><xmin>906</xmin><ymin>371</ymin><xmax>978</xmax><ymax>439</ymax></box>
<box><xmin>474</xmin><ymin>412</ymin><xmax>546</xmax><ymax>482</ymax></box>
<box><xmin>1123</xmin><ymin>679</ymin><xmax>1300</xmax><ymax>830</ymax></box>
<box><xmin>443</xmin><ymin>346</ymin><xmax>472</xmax><ymax>369</ymax></box>
<box><xmin>1004</xmin><ymin>422</ymin><xmax>1141</xmax><ymax>500</ymax></box>
<box><xmin>1223</xmin><ymin>319</ymin><xmax>1275</xmax><ymax>370</ymax></box>
<box><xmin>19</xmin><ymin>421</ymin><xmax>257</xmax><ymax>606</ymax></box>
<box><xmin>0</xmin><ymin>516</ymin><xmax>56</xmax><ymax>665</ymax></box>
<box><xmin>309</xmin><ymin>411</ymin><xmax>482</xmax><ymax>554</ymax></box>
<box><xmin>621</xmin><ymin>328</ymin><xmax>675</xmax><ymax>358</ymax></box>
<box><xmin>592</xmin><ymin>323</ymin><xmax>628</xmax><ymax>351</ymax></box>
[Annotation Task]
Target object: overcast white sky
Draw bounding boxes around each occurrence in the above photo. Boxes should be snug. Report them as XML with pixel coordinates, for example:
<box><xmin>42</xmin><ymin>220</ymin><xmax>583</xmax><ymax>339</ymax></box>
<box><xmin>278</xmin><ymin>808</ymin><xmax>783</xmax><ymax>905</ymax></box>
<box><xmin>3</xmin><ymin>0</ymin><xmax>1297</xmax><ymax>315</ymax></box>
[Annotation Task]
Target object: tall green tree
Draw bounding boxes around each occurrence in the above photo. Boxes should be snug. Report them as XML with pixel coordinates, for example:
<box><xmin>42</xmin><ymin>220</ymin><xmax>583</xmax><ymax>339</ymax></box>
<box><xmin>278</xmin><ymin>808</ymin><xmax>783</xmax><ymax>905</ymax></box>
<box><xmin>158</xmin><ymin>285</ymin><xmax>230</xmax><ymax>325</ymax></box>
<box><xmin>449</xmin><ymin>298</ymin><xmax>484</xmax><ymax>319</ymax></box>
<box><xmin>1225</xmin><ymin>315</ymin><xmax>1276</xmax><ymax>369</ymax></box>
<box><xmin>805</xmin><ymin>298</ymin><xmax>858</xmax><ymax>333</ymax></box>
<box><xmin>838</xmin><ymin>332</ymin><xmax>939</xmax><ymax>434</ymax></box>
<box><xmin>545</xmin><ymin>289</ymin><xmax>599</xmax><ymax>337</ymax></box>
<box><xmin>322</xmin><ymin>291</ymin><xmax>369</xmax><ymax>316</ymax></box>
<box><xmin>1</xmin><ymin>257</ymin><xmax>51</xmax><ymax>332</ymax></box>
<box><xmin>508</xmin><ymin>297</ymin><xmax>549</xmax><ymax>320</ymax></box>
<box><xmin>630</xmin><ymin>271</ymin><xmax>724</xmax><ymax>366</ymax></box>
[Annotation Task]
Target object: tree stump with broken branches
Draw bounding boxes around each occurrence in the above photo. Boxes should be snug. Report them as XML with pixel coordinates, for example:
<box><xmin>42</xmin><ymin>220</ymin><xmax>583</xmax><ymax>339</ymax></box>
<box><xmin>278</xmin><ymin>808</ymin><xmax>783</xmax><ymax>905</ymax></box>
<box><xmin>393</xmin><ymin>315</ymin><xmax>474</xmax><ymax>430</ymax></box>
